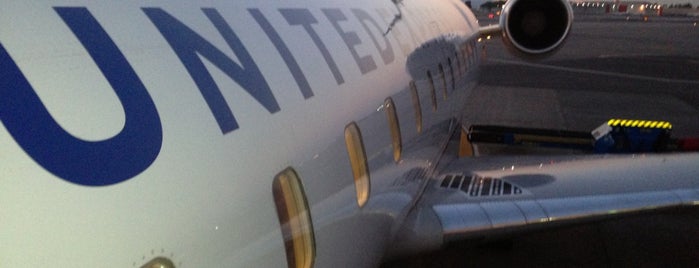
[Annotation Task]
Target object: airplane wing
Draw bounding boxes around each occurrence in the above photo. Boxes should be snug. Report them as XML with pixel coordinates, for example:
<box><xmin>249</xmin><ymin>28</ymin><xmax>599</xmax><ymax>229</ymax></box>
<box><xmin>385</xmin><ymin>124</ymin><xmax>699</xmax><ymax>258</ymax></box>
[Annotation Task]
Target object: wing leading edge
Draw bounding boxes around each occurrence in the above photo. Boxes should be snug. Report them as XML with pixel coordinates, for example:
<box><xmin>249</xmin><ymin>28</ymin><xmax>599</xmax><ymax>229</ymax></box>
<box><xmin>390</xmin><ymin>152</ymin><xmax>699</xmax><ymax>254</ymax></box>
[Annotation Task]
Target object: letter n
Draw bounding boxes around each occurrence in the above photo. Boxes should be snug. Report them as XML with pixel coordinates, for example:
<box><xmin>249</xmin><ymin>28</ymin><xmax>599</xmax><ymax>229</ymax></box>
<box><xmin>144</xmin><ymin>8</ymin><xmax>280</xmax><ymax>133</ymax></box>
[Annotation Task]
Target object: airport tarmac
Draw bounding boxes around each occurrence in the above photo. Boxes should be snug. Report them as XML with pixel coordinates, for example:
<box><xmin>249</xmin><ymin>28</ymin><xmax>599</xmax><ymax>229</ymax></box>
<box><xmin>382</xmin><ymin>15</ymin><xmax>699</xmax><ymax>267</ymax></box>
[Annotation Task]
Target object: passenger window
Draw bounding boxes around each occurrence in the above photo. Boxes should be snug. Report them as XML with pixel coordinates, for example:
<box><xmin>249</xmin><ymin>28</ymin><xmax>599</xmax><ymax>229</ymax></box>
<box><xmin>384</xmin><ymin>97</ymin><xmax>402</xmax><ymax>162</ymax></box>
<box><xmin>409</xmin><ymin>81</ymin><xmax>423</xmax><ymax>133</ymax></box>
<box><xmin>344</xmin><ymin>122</ymin><xmax>370</xmax><ymax>208</ymax></box>
<box><xmin>467</xmin><ymin>42</ymin><xmax>476</xmax><ymax>66</ymax></box>
<box><xmin>468</xmin><ymin>41</ymin><xmax>475</xmax><ymax>64</ymax></box>
<box><xmin>454</xmin><ymin>52</ymin><xmax>462</xmax><ymax>76</ymax></box>
<box><xmin>141</xmin><ymin>257</ymin><xmax>175</xmax><ymax>268</ymax></box>
<box><xmin>461</xmin><ymin>46</ymin><xmax>469</xmax><ymax>72</ymax></box>
<box><xmin>438</xmin><ymin>63</ymin><xmax>447</xmax><ymax>100</ymax></box>
<box><xmin>447</xmin><ymin>58</ymin><xmax>455</xmax><ymax>91</ymax></box>
<box><xmin>273</xmin><ymin>168</ymin><xmax>315</xmax><ymax>268</ymax></box>
<box><xmin>427</xmin><ymin>70</ymin><xmax>437</xmax><ymax>111</ymax></box>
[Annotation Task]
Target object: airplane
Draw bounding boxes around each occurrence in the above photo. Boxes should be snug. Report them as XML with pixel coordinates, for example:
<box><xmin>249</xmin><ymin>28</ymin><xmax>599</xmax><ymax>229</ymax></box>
<box><xmin>1</xmin><ymin>0</ymin><xmax>697</xmax><ymax>267</ymax></box>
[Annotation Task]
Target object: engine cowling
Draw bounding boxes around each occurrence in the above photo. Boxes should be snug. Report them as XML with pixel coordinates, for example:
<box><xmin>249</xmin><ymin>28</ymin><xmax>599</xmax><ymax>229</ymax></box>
<box><xmin>500</xmin><ymin>0</ymin><xmax>574</xmax><ymax>58</ymax></box>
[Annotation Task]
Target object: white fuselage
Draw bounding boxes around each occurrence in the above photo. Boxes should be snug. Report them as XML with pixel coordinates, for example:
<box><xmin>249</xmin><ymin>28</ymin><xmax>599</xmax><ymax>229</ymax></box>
<box><xmin>1</xmin><ymin>0</ymin><xmax>481</xmax><ymax>266</ymax></box>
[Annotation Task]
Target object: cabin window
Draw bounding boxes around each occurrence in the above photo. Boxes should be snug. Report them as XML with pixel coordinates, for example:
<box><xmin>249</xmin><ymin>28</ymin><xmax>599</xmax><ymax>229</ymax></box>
<box><xmin>464</xmin><ymin>44</ymin><xmax>470</xmax><ymax>67</ymax></box>
<box><xmin>273</xmin><ymin>168</ymin><xmax>316</xmax><ymax>268</ymax></box>
<box><xmin>344</xmin><ymin>122</ymin><xmax>370</xmax><ymax>208</ymax></box>
<box><xmin>447</xmin><ymin>58</ymin><xmax>455</xmax><ymax>91</ymax></box>
<box><xmin>141</xmin><ymin>257</ymin><xmax>175</xmax><ymax>268</ymax></box>
<box><xmin>461</xmin><ymin>46</ymin><xmax>469</xmax><ymax>72</ymax></box>
<box><xmin>455</xmin><ymin>52</ymin><xmax>462</xmax><ymax>76</ymax></box>
<box><xmin>438</xmin><ymin>63</ymin><xmax>447</xmax><ymax>100</ymax></box>
<box><xmin>475</xmin><ymin>40</ymin><xmax>480</xmax><ymax>63</ymax></box>
<box><xmin>427</xmin><ymin>70</ymin><xmax>437</xmax><ymax>111</ymax></box>
<box><xmin>467</xmin><ymin>41</ymin><xmax>474</xmax><ymax>66</ymax></box>
<box><xmin>384</xmin><ymin>97</ymin><xmax>402</xmax><ymax>162</ymax></box>
<box><xmin>409</xmin><ymin>81</ymin><xmax>423</xmax><ymax>133</ymax></box>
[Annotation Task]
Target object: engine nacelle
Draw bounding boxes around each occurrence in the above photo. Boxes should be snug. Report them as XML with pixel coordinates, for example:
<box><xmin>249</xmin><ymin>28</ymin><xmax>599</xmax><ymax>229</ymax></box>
<box><xmin>500</xmin><ymin>0</ymin><xmax>574</xmax><ymax>58</ymax></box>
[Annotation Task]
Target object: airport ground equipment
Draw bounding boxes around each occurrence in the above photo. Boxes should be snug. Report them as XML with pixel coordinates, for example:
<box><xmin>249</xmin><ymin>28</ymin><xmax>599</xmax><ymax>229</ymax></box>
<box><xmin>465</xmin><ymin>119</ymin><xmax>696</xmax><ymax>154</ymax></box>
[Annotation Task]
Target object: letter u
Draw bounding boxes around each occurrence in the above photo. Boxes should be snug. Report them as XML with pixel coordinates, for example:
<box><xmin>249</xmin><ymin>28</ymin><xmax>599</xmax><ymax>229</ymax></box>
<box><xmin>0</xmin><ymin>8</ymin><xmax>162</xmax><ymax>186</ymax></box>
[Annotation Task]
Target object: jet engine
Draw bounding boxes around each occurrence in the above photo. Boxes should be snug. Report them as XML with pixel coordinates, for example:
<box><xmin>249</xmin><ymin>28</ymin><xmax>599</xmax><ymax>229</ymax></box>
<box><xmin>499</xmin><ymin>0</ymin><xmax>574</xmax><ymax>58</ymax></box>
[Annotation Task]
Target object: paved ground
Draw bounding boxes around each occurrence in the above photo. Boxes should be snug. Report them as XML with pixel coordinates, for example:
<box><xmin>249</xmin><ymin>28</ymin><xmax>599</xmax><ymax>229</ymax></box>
<box><xmin>474</xmin><ymin>15</ymin><xmax>699</xmax><ymax>136</ymax></box>
<box><xmin>382</xmin><ymin>14</ymin><xmax>699</xmax><ymax>268</ymax></box>
<box><xmin>384</xmin><ymin>208</ymin><xmax>699</xmax><ymax>267</ymax></box>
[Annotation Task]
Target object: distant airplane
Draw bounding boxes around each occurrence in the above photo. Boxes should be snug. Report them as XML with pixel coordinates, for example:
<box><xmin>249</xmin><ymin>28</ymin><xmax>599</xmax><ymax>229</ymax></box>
<box><xmin>2</xmin><ymin>0</ymin><xmax>697</xmax><ymax>267</ymax></box>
